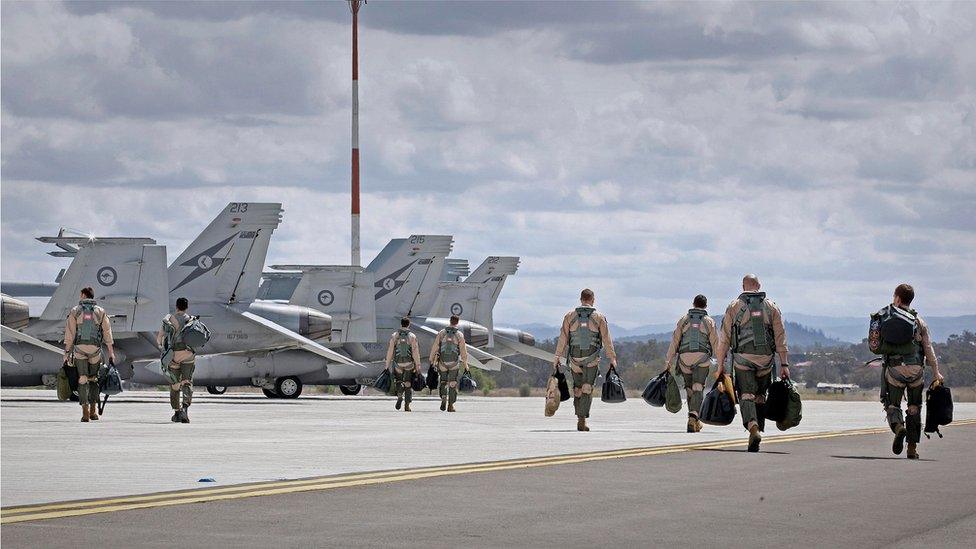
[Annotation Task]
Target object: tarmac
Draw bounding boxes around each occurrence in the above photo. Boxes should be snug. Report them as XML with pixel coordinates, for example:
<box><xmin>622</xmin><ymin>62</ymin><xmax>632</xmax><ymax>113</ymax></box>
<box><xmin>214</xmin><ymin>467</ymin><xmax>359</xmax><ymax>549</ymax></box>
<box><xmin>2</xmin><ymin>389</ymin><xmax>975</xmax><ymax>547</ymax></box>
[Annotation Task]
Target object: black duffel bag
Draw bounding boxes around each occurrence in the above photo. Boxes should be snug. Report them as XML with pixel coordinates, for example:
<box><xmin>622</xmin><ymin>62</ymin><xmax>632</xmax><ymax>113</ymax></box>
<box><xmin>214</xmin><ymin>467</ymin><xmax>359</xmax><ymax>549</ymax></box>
<box><xmin>459</xmin><ymin>371</ymin><xmax>477</xmax><ymax>393</ymax></box>
<box><xmin>411</xmin><ymin>371</ymin><xmax>426</xmax><ymax>392</ymax></box>
<box><xmin>426</xmin><ymin>365</ymin><xmax>439</xmax><ymax>390</ymax></box>
<box><xmin>373</xmin><ymin>369</ymin><xmax>393</xmax><ymax>394</ymax></box>
<box><xmin>925</xmin><ymin>381</ymin><xmax>953</xmax><ymax>438</ymax></box>
<box><xmin>554</xmin><ymin>368</ymin><xmax>571</xmax><ymax>401</ymax></box>
<box><xmin>765</xmin><ymin>378</ymin><xmax>791</xmax><ymax>422</ymax></box>
<box><xmin>642</xmin><ymin>371</ymin><xmax>668</xmax><ymax>407</ymax></box>
<box><xmin>699</xmin><ymin>378</ymin><xmax>736</xmax><ymax>426</ymax></box>
<box><xmin>601</xmin><ymin>366</ymin><xmax>626</xmax><ymax>403</ymax></box>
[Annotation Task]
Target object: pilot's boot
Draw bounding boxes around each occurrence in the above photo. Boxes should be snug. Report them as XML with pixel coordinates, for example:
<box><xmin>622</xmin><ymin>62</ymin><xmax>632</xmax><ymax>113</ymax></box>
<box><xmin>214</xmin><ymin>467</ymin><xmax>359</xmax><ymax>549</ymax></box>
<box><xmin>447</xmin><ymin>403</ymin><xmax>455</xmax><ymax>413</ymax></box>
<box><xmin>440</xmin><ymin>398</ymin><xmax>447</xmax><ymax>411</ymax></box>
<box><xmin>180</xmin><ymin>406</ymin><xmax>190</xmax><ymax>423</ymax></box>
<box><xmin>89</xmin><ymin>403</ymin><xmax>100</xmax><ymax>421</ymax></box>
<box><xmin>404</xmin><ymin>402</ymin><xmax>411</xmax><ymax>412</ymax></box>
<box><xmin>171</xmin><ymin>410</ymin><xmax>181</xmax><ymax>423</ymax></box>
<box><xmin>687</xmin><ymin>416</ymin><xmax>701</xmax><ymax>433</ymax></box>
<box><xmin>81</xmin><ymin>403</ymin><xmax>90</xmax><ymax>423</ymax></box>
<box><xmin>395</xmin><ymin>396</ymin><xmax>403</xmax><ymax>410</ymax></box>
<box><xmin>748</xmin><ymin>424</ymin><xmax>762</xmax><ymax>453</ymax></box>
<box><xmin>907</xmin><ymin>442</ymin><xmax>919</xmax><ymax>460</ymax></box>
<box><xmin>892</xmin><ymin>424</ymin><xmax>907</xmax><ymax>455</ymax></box>
<box><xmin>577</xmin><ymin>417</ymin><xmax>589</xmax><ymax>432</ymax></box>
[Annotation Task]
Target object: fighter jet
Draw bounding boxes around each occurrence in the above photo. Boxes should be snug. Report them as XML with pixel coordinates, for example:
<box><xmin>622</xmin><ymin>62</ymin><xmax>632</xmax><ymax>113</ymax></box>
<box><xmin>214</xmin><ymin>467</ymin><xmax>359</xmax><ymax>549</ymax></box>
<box><xmin>2</xmin><ymin>234</ymin><xmax>169</xmax><ymax>387</ymax></box>
<box><xmin>252</xmin><ymin>238</ymin><xmax>551</xmax><ymax>397</ymax></box>
<box><xmin>2</xmin><ymin>203</ymin><xmax>362</xmax><ymax>395</ymax></box>
<box><xmin>128</xmin><ymin>202</ymin><xmax>362</xmax><ymax>394</ymax></box>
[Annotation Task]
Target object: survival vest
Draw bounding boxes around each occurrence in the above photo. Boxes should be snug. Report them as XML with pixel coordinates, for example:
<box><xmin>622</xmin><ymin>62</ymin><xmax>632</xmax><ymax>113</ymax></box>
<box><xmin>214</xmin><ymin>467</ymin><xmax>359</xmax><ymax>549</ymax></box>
<box><xmin>731</xmin><ymin>292</ymin><xmax>775</xmax><ymax>356</ymax></box>
<box><xmin>73</xmin><ymin>299</ymin><xmax>104</xmax><ymax>346</ymax></box>
<box><xmin>677</xmin><ymin>308</ymin><xmax>712</xmax><ymax>355</ymax></box>
<box><xmin>393</xmin><ymin>329</ymin><xmax>414</xmax><ymax>364</ymax></box>
<box><xmin>869</xmin><ymin>305</ymin><xmax>922</xmax><ymax>365</ymax></box>
<box><xmin>438</xmin><ymin>327</ymin><xmax>461</xmax><ymax>364</ymax></box>
<box><xmin>568</xmin><ymin>306</ymin><xmax>602</xmax><ymax>359</ymax></box>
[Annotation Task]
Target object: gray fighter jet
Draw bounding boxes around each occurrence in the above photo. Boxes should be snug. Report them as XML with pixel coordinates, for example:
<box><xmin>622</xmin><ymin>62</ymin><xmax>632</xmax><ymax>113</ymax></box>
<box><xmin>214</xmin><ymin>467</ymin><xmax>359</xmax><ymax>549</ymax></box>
<box><xmin>2</xmin><ymin>202</ymin><xmax>361</xmax><ymax>394</ymax></box>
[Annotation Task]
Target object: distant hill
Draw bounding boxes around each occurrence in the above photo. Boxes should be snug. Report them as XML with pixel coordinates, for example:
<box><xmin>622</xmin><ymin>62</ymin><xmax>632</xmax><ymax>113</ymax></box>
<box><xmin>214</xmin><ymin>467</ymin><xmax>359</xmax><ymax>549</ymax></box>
<box><xmin>513</xmin><ymin>313</ymin><xmax>975</xmax><ymax>345</ymax></box>
<box><xmin>786</xmin><ymin>313</ymin><xmax>976</xmax><ymax>343</ymax></box>
<box><xmin>515</xmin><ymin>317</ymin><xmax>844</xmax><ymax>348</ymax></box>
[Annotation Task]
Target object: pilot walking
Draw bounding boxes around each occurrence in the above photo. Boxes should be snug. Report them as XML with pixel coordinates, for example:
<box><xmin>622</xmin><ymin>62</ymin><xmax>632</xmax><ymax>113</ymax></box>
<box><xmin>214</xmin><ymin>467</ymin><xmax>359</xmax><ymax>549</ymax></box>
<box><xmin>664</xmin><ymin>294</ymin><xmax>720</xmax><ymax>433</ymax></box>
<box><xmin>63</xmin><ymin>287</ymin><xmax>116</xmax><ymax>422</ymax></box>
<box><xmin>157</xmin><ymin>297</ymin><xmax>197</xmax><ymax>423</ymax></box>
<box><xmin>872</xmin><ymin>284</ymin><xmax>943</xmax><ymax>459</ymax></box>
<box><xmin>554</xmin><ymin>289</ymin><xmax>617</xmax><ymax>432</ymax></box>
<box><xmin>429</xmin><ymin>315</ymin><xmax>469</xmax><ymax>412</ymax></box>
<box><xmin>715</xmin><ymin>275</ymin><xmax>790</xmax><ymax>452</ymax></box>
<box><xmin>385</xmin><ymin>317</ymin><xmax>421</xmax><ymax>412</ymax></box>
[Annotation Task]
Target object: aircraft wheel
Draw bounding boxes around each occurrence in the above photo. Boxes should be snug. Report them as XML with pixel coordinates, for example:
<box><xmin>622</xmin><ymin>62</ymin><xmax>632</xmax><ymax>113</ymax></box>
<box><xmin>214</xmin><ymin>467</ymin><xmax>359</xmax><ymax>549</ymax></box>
<box><xmin>206</xmin><ymin>385</ymin><xmax>227</xmax><ymax>395</ymax></box>
<box><xmin>262</xmin><ymin>388</ymin><xmax>279</xmax><ymax>399</ymax></box>
<box><xmin>339</xmin><ymin>384</ymin><xmax>362</xmax><ymax>396</ymax></box>
<box><xmin>275</xmin><ymin>376</ymin><xmax>303</xmax><ymax>399</ymax></box>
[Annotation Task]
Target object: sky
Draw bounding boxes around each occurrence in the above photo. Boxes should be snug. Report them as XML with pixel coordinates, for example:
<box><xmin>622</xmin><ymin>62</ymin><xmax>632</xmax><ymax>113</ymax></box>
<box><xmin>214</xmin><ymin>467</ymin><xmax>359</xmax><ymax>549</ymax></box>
<box><xmin>2</xmin><ymin>1</ymin><xmax>975</xmax><ymax>328</ymax></box>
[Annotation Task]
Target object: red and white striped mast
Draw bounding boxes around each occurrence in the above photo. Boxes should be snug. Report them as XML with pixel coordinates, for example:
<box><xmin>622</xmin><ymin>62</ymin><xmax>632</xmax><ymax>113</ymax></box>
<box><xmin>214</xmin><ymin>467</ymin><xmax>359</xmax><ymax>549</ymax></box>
<box><xmin>348</xmin><ymin>0</ymin><xmax>365</xmax><ymax>266</ymax></box>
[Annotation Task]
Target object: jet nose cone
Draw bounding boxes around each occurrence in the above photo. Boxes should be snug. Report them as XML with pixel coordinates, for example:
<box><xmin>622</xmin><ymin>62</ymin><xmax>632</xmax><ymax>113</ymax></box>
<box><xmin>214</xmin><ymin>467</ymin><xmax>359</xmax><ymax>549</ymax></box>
<box><xmin>464</xmin><ymin>324</ymin><xmax>490</xmax><ymax>348</ymax></box>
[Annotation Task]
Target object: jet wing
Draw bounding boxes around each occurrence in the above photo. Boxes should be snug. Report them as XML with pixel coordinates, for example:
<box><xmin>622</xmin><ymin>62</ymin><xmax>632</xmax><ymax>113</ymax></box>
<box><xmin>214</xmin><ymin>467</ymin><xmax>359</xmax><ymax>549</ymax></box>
<box><xmin>494</xmin><ymin>333</ymin><xmax>562</xmax><ymax>365</ymax></box>
<box><xmin>238</xmin><ymin>311</ymin><xmax>365</xmax><ymax>368</ymax></box>
<box><xmin>416</xmin><ymin>324</ymin><xmax>523</xmax><ymax>371</ymax></box>
<box><xmin>1</xmin><ymin>325</ymin><xmax>64</xmax><ymax>355</ymax></box>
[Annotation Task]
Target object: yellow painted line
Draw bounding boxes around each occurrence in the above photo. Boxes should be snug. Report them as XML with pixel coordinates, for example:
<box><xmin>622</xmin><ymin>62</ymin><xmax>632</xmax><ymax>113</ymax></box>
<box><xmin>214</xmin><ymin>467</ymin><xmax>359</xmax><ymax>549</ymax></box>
<box><xmin>3</xmin><ymin>419</ymin><xmax>974</xmax><ymax>524</ymax></box>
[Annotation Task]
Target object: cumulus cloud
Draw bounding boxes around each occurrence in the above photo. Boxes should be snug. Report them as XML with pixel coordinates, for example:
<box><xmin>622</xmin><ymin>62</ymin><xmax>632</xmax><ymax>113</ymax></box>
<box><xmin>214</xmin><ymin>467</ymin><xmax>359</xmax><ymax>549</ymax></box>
<box><xmin>2</xmin><ymin>1</ymin><xmax>975</xmax><ymax>327</ymax></box>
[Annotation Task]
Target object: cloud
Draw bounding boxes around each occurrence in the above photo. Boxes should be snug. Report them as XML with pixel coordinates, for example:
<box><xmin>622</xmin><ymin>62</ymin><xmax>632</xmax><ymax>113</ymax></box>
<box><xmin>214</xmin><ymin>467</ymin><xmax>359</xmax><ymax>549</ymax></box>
<box><xmin>2</xmin><ymin>1</ymin><xmax>975</xmax><ymax>327</ymax></box>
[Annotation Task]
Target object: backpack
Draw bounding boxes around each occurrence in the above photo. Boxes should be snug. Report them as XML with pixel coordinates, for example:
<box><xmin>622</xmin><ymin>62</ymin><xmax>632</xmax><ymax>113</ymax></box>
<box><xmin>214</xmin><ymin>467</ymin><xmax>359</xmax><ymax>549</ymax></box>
<box><xmin>438</xmin><ymin>328</ymin><xmax>461</xmax><ymax>363</ymax></box>
<box><xmin>731</xmin><ymin>292</ymin><xmax>775</xmax><ymax>356</ymax></box>
<box><xmin>167</xmin><ymin>313</ymin><xmax>211</xmax><ymax>353</ymax></box>
<box><xmin>869</xmin><ymin>305</ymin><xmax>921</xmax><ymax>363</ymax></box>
<box><xmin>393</xmin><ymin>329</ymin><xmax>414</xmax><ymax>363</ymax></box>
<box><xmin>677</xmin><ymin>309</ymin><xmax>712</xmax><ymax>355</ymax></box>
<box><xmin>924</xmin><ymin>382</ymin><xmax>953</xmax><ymax>438</ymax></box>
<box><xmin>73</xmin><ymin>300</ymin><xmax>104</xmax><ymax>346</ymax></box>
<box><xmin>180</xmin><ymin>317</ymin><xmax>211</xmax><ymax>351</ymax></box>
<box><xmin>568</xmin><ymin>307</ymin><xmax>602</xmax><ymax>359</ymax></box>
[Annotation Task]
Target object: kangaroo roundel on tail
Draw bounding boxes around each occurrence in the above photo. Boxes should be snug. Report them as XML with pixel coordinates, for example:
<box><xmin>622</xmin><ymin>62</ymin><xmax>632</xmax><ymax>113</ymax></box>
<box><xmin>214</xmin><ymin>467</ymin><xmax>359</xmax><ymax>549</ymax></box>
<box><xmin>168</xmin><ymin>203</ymin><xmax>283</xmax><ymax>305</ymax></box>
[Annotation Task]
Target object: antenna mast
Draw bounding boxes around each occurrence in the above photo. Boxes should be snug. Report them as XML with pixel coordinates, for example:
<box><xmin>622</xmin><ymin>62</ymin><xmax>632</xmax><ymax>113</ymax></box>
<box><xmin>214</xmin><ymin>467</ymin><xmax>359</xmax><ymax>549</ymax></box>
<box><xmin>348</xmin><ymin>0</ymin><xmax>365</xmax><ymax>266</ymax></box>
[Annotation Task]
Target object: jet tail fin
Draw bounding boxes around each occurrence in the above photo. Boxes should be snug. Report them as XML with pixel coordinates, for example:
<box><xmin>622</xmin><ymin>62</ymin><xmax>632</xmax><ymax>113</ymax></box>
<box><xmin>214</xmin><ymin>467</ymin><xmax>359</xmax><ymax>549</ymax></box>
<box><xmin>168</xmin><ymin>202</ymin><xmax>283</xmax><ymax>305</ymax></box>
<box><xmin>270</xmin><ymin>265</ymin><xmax>377</xmax><ymax>343</ymax></box>
<box><xmin>427</xmin><ymin>257</ymin><xmax>520</xmax><ymax>345</ymax></box>
<box><xmin>366</xmin><ymin>235</ymin><xmax>453</xmax><ymax>318</ymax></box>
<box><xmin>37</xmin><ymin>234</ymin><xmax>168</xmax><ymax>333</ymax></box>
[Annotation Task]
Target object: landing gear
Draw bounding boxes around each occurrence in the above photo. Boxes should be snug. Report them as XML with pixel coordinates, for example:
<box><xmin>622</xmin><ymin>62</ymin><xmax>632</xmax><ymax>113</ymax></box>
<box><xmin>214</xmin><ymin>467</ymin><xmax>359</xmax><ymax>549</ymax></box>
<box><xmin>206</xmin><ymin>385</ymin><xmax>227</xmax><ymax>395</ymax></box>
<box><xmin>275</xmin><ymin>376</ymin><xmax>303</xmax><ymax>399</ymax></box>
<box><xmin>339</xmin><ymin>384</ymin><xmax>362</xmax><ymax>396</ymax></box>
<box><xmin>262</xmin><ymin>388</ymin><xmax>279</xmax><ymax>399</ymax></box>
